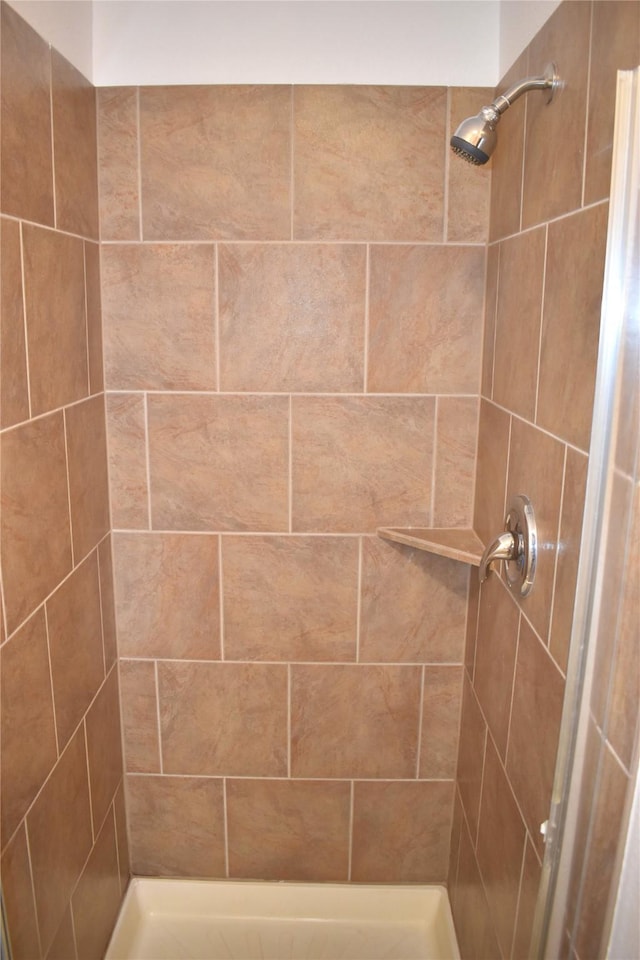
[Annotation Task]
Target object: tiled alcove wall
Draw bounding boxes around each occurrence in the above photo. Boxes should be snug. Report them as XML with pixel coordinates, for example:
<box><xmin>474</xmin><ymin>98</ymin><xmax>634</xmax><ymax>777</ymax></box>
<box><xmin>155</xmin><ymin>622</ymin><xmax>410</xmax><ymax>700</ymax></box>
<box><xmin>447</xmin><ymin>3</ymin><xmax>640</xmax><ymax>959</ymax></box>
<box><xmin>99</xmin><ymin>83</ymin><xmax>490</xmax><ymax>883</ymax></box>
<box><xmin>0</xmin><ymin>4</ymin><xmax>129</xmax><ymax>958</ymax></box>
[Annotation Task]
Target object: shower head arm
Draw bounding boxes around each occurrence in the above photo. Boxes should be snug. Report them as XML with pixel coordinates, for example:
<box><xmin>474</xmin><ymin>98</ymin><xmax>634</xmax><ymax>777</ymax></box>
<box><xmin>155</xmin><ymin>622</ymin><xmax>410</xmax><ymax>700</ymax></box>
<box><xmin>492</xmin><ymin>62</ymin><xmax>560</xmax><ymax>115</ymax></box>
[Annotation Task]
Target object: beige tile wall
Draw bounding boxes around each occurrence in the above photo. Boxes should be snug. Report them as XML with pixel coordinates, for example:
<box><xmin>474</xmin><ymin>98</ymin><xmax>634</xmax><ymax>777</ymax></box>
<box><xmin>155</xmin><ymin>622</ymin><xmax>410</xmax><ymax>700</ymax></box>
<box><xmin>0</xmin><ymin>5</ymin><xmax>129</xmax><ymax>958</ymax></box>
<box><xmin>98</xmin><ymin>77</ymin><xmax>491</xmax><ymax>883</ymax></box>
<box><xmin>448</xmin><ymin>3</ymin><xmax>640</xmax><ymax>959</ymax></box>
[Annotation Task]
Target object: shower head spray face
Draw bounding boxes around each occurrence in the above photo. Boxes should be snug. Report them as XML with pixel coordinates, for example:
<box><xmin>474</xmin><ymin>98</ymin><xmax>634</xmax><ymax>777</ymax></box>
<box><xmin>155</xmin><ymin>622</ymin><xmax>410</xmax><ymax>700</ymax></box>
<box><xmin>450</xmin><ymin>106</ymin><xmax>499</xmax><ymax>165</ymax></box>
<box><xmin>450</xmin><ymin>62</ymin><xmax>560</xmax><ymax>165</ymax></box>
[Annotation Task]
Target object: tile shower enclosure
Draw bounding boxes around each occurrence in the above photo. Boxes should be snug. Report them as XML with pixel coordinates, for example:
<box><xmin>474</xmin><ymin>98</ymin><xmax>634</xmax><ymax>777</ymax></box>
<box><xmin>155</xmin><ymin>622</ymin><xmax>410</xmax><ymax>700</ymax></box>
<box><xmin>1</xmin><ymin>1</ymin><xmax>639</xmax><ymax>958</ymax></box>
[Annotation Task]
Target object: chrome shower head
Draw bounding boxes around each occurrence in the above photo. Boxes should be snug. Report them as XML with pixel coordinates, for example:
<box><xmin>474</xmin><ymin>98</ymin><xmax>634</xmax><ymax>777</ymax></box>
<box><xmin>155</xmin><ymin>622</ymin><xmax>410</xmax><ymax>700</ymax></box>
<box><xmin>451</xmin><ymin>62</ymin><xmax>561</xmax><ymax>165</ymax></box>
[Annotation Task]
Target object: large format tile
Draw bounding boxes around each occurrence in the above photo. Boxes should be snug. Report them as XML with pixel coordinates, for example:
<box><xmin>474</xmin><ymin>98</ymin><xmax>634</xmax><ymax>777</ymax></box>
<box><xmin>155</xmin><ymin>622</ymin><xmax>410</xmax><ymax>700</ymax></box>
<box><xmin>0</xmin><ymin>3</ymin><xmax>54</xmax><ymax>224</ymax></box>
<box><xmin>85</xmin><ymin>668</ymin><xmax>124</xmax><ymax>832</ymax></box>
<box><xmin>51</xmin><ymin>50</ymin><xmax>99</xmax><ymax>239</ymax></box>
<box><xmin>27</xmin><ymin>727</ymin><xmax>93</xmax><ymax>955</ymax></box>
<box><xmin>0</xmin><ymin>609</ymin><xmax>58</xmax><ymax>847</ymax></box>
<box><xmin>352</xmin><ymin>781</ymin><xmax>453</xmax><ymax>882</ymax></box>
<box><xmin>97</xmin><ymin>87</ymin><xmax>141</xmax><ymax>240</ymax></box>
<box><xmin>106</xmin><ymin>393</ymin><xmax>149</xmax><ymax>529</ymax></box>
<box><xmin>367</xmin><ymin>245</ymin><xmax>484</xmax><ymax>394</ymax></box>
<box><xmin>222</xmin><ymin>536</ymin><xmax>358</xmax><ymax>661</ymax></box>
<box><xmin>158</xmin><ymin>662</ymin><xmax>288</xmax><ymax>776</ymax></box>
<box><xmin>492</xmin><ymin>227</ymin><xmax>545</xmax><ymax>421</ymax></box>
<box><xmin>456</xmin><ymin>673</ymin><xmax>487</xmax><ymax>844</ymax></box>
<box><xmin>22</xmin><ymin>224</ymin><xmax>88</xmax><ymax>417</ymax></box>
<box><xmin>432</xmin><ymin>397</ymin><xmax>478</xmax><ymax>527</ymax></box>
<box><xmin>140</xmin><ymin>85</ymin><xmax>290</xmax><ymax>240</ymax></box>
<box><xmin>291</xmin><ymin>396</ymin><xmax>434</xmax><ymax>532</ymax></box>
<box><xmin>473</xmin><ymin>575</ymin><xmax>519</xmax><ymax>759</ymax></box>
<box><xmin>290</xmin><ymin>664</ymin><xmax>421</xmax><ymax>778</ymax></box>
<box><xmin>447</xmin><ymin>87</ymin><xmax>492</xmax><ymax>243</ymax></box>
<box><xmin>1</xmin><ymin>413</ymin><xmax>72</xmax><ymax>634</ymax></box>
<box><xmin>102</xmin><ymin>243</ymin><xmax>216</xmax><ymax>390</ymax></box>
<box><xmin>113</xmin><ymin>533</ymin><xmax>220</xmax><ymax>659</ymax></box>
<box><xmin>71</xmin><ymin>813</ymin><xmax>122</xmax><ymax>960</ymax></box>
<box><xmin>506</xmin><ymin>618</ymin><xmax>565</xmax><ymax>856</ymax></box>
<box><xmin>293</xmin><ymin>86</ymin><xmax>446</xmax><ymax>241</ymax></box>
<box><xmin>0</xmin><ymin>826</ymin><xmax>41</xmax><ymax>960</ymax></box>
<box><xmin>126</xmin><ymin>775</ymin><xmax>225</xmax><ymax>877</ymax></box>
<box><xmin>148</xmin><ymin>394</ymin><xmax>289</xmax><ymax>531</ymax></box>
<box><xmin>227</xmin><ymin>779</ymin><xmax>350</xmax><ymax>881</ymax></box>
<box><xmin>506</xmin><ymin>418</ymin><xmax>565</xmax><ymax>642</ymax></box>
<box><xmin>419</xmin><ymin>666</ymin><xmax>463</xmax><ymax>779</ymax></box>
<box><xmin>359</xmin><ymin>537</ymin><xmax>468</xmax><ymax>663</ymax></box>
<box><xmin>537</xmin><ymin>204</ymin><xmax>608</xmax><ymax>450</ymax></box>
<box><xmin>475</xmin><ymin>736</ymin><xmax>527</xmax><ymax>959</ymax></box>
<box><xmin>0</xmin><ymin>217</ymin><xmax>29</xmax><ymax>428</ymax></box>
<box><xmin>119</xmin><ymin>660</ymin><xmax>161</xmax><ymax>773</ymax></box>
<box><xmin>65</xmin><ymin>395</ymin><xmax>110</xmax><ymax>561</ymax></box>
<box><xmin>585</xmin><ymin>1</ymin><xmax>640</xmax><ymax>203</ymax></box>
<box><xmin>522</xmin><ymin>1</ymin><xmax>590</xmax><ymax>227</ymax></box>
<box><xmin>218</xmin><ymin>243</ymin><xmax>365</xmax><ymax>392</ymax></box>
<box><xmin>46</xmin><ymin>552</ymin><xmax>105</xmax><ymax>749</ymax></box>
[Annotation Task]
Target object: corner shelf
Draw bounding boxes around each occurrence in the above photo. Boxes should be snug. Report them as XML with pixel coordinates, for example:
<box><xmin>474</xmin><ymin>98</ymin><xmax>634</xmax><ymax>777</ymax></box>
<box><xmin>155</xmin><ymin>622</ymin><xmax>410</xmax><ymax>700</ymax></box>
<box><xmin>377</xmin><ymin>527</ymin><xmax>485</xmax><ymax>567</ymax></box>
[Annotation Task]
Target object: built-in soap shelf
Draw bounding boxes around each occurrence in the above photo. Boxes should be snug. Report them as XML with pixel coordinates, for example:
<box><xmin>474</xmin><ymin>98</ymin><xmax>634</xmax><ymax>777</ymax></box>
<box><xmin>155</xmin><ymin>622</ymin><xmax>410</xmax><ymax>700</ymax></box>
<box><xmin>377</xmin><ymin>527</ymin><xmax>485</xmax><ymax>567</ymax></box>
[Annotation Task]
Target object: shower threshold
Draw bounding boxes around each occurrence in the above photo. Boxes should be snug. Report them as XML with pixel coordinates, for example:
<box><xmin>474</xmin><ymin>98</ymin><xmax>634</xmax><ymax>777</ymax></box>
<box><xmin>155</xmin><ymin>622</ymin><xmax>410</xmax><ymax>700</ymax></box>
<box><xmin>105</xmin><ymin>878</ymin><xmax>460</xmax><ymax>960</ymax></box>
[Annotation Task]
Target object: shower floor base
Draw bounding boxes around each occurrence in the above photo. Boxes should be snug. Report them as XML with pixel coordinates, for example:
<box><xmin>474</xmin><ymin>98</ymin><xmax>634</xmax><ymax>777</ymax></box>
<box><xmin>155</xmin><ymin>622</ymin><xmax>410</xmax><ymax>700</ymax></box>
<box><xmin>106</xmin><ymin>878</ymin><xmax>460</xmax><ymax>960</ymax></box>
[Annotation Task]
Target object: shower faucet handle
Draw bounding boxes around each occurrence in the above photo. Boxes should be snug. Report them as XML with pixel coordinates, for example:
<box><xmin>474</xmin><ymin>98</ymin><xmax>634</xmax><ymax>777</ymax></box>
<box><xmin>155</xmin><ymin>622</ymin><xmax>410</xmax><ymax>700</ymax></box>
<box><xmin>479</xmin><ymin>495</ymin><xmax>537</xmax><ymax>598</ymax></box>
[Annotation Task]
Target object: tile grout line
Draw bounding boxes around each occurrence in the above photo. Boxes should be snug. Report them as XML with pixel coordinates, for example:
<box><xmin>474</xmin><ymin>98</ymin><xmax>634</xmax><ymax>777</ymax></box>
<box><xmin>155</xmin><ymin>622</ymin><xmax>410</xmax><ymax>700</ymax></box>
<box><xmin>95</xmin><ymin>536</ymin><xmax>108</xmax><ymax>677</ymax></box>
<box><xmin>136</xmin><ymin>87</ymin><xmax>143</xmax><ymax>241</ymax></box>
<box><xmin>347</xmin><ymin>780</ymin><xmax>355</xmax><ymax>882</ymax></box>
<box><xmin>214</xmin><ymin>243</ymin><xmax>221</xmax><ymax>392</ymax></box>
<box><xmin>430</xmin><ymin>397</ymin><xmax>439</xmax><ymax>525</ymax></box>
<box><xmin>111</xmin><ymin>802</ymin><xmax>124</xmax><ymax>897</ymax></box>
<box><xmin>118</xmin><ymin>655</ymin><xmax>463</xmax><ymax>668</ymax></box>
<box><xmin>62</xmin><ymin>408</ymin><xmax>76</xmax><ymax>569</ymax></box>
<box><xmin>223</xmin><ymin>778</ymin><xmax>230</xmax><ymax>878</ymax></box>
<box><xmin>18</xmin><ymin>221</ymin><xmax>33</xmax><ymax>421</ymax></box>
<box><xmin>82</xmin><ymin>718</ymin><xmax>97</xmax><ymax>842</ymax></box>
<box><xmin>288</xmin><ymin>395</ymin><xmax>293</xmax><ymax>533</ymax></box>
<box><xmin>143</xmin><ymin>392</ymin><xmax>153</xmax><ymax>530</ymax></box>
<box><xmin>49</xmin><ymin>47</ymin><xmax>57</xmax><ymax>231</ymax></box>
<box><xmin>363</xmin><ymin>244</ymin><xmax>370</xmax><ymax>393</ymax></box>
<box><xmin>82</xmin><ymin>242</ymin><xmax>91</xmax><ymax>396</ymax></box>
<box><xmin>533</xmin><ymin>224</ymin><xmax>549</xmax><ymax>424</ymax></box>
<box><xmin>43</xmin><ymin>604</ymin><xmax>61</xmax><ymax>758</ymax></box>
<box><xmin>443</xmin><ymin>87</ymin><xmax>452</xmax><ymax>244</ymax></box>
<box><xmin>290</xmin><ymin>86</ymin><xmax>295</xmax><ymax>241</ymax></box>
<box><xmin>218</xmin><ymin>535</ymin><xmax>226</xmax><ymax>661</ymax></box>
<box><xmin>415</xmin><ymin>665</ymin><xmax>426</xmax><ymax>778</ymax></box>
<box><xmin>503</xmin><ymin>613</ymin><xmax>522</xmax><ymax>767</ymax></box>
<box><xmin>68</xmin><ymin>899</ymin><xmax>79</xmax><ymax>960</ymax></box>
<box><xmin>355</xmin><ymin>537</ymin><xmax>363</xmax><ymax>664</ymax></box>
<box><xmin>547</xmin><ymin>445</ymin><xmax>569</xmax><ymax>651</ymax></box>
<box><xmin>510</xmin><ymin>834</ymin><xmax>530</xmax><ymax>960</ymax></box>
<box><xmin>287</xmin><ymin>664</ymin><xmax>292</xmax><ymax>778</ymax></box>
<box><xmin>489</xmin><ymin>242</ymin><xmax>501</xmax><ymax>401</ymax></box>
<box><xmin>23</xmin><ymin>820</ymin><xmax>44</xmax><ymax>960</ymax></box>
<box><xmin>154</xmin><ymin>660</ymin><xmax>164</xmax><ymax>774</ymax></box>
<box><xmin>581</xmin><ymin>3</ymin><xmax>595</xmax><ymax>209</ymax></box>
<box><xmin>124</xmin><ymin>772</ymin><xmax>457</xmax><ymax>784</ymax></box>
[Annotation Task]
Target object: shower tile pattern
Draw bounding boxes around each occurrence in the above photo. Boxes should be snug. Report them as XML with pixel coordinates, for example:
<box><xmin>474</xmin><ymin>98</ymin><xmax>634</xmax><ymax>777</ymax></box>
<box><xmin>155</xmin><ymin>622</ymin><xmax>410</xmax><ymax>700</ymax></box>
<box><xmin>0</xmin><ymin>5</ymin><xmax>128</xmax><ymax>958</ymax></box>
<box><xmin>448</xmin><ymin>3</ymin><xmax>640</xmax><ymax>958</ymax></box>
<box><xmin>98</xmin><ymin>76</ymin><xmax>489</xmax><ymax>885</ymax></box>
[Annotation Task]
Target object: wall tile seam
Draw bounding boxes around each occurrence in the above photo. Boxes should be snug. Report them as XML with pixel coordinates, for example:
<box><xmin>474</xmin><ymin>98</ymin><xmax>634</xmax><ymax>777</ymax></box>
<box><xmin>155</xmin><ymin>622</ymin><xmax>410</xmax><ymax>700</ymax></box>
<box><xmin>123</xmin><ymin>773</ymin><xmax>457</xmax><ymax>784</ymax></box>
<box><xmin>509</xmin><ymin>828</ymin><xmax>532</xmax><ymax>960</ymax></box>
<box><xmin>477</xmin><ymin>395</ymin><xmax>591</xmax><ymax>460</ymax></box>
<box><xmin>467</xmin><ymin>674</ymin><xmax>545</xmax><ymax>866</ymax></box>
<box><xmin>17</xmin><ymin>221</ymin><xmax>34</xmax><ymax>423</ymax></box>
<box><xmin>452</xmin><ymin>793</ymin><xmax>504</xmax><ymax>953</ymax></box>
<box><xmin>1</xmin><ymin>532</ymin><xmax>113</xmax><ymax>647</ymax></box>
<box><xmin>580</xmin><ymin>1</ymin><xmax>596</xmax><ymax>212</ymax></box>
<box><xmin>502</xmin><ymin>612</ymin><xmax>523</xmax><ymax>774</ymax></box>
<box><xmin>0</xmin><ymin>387</ymin><xmax>106</xmax><ymax>438</ymax></box>
<box><xmin>142</xmin><ymin>393</ymin><xmax>153</xmax><ymax>531</ymax></box>
<box><xmin>48</xmin><ymin>41</ymin><xmax>58</xmax><ymax>234</ymax></box>
<box><xmin>43</xmin><ymin>604</ymin><xmax>61</xmax><ymax>759</ymax></box>
<box><xmin>588</xmin><ymin>707</ymin><xmax>636</xmax><ymax>780</ymax></box>
<box><xmin>21</xmin><ymin>815</ymin><xmax>44</xmax><ymax>959</ymax></box>
<box><xmin>347</xmin><ymin>780</ymin><xmax>355</xmax><ymax>881</ymax></box>
<box><xmin>532</xmin><ymin>224</ymin><xmax>550</xmax><ymax>425</ymax></box>
<box><xmin>442</xmin><ymin>87</ymin><xmax>452</xmax><ymax>246</ymax></box>
<box><xmin>547</xmin><ymin>444</ymin><xmax>570</xmax><ymax>658</ymax></box>
<box><xmin>98</xmin><ymin>238</ymin><xmax>488</xmax><ymax>249</ymax></box>
<box><xmin>492</xmin><ymin>570</ymin><xmax>569</xmax><ymax>681</ymax></box>
<box><xmin>483</xmin><ymin>195</ymin><xmax>609</xmax><ymax>249</ymax></box>
<box><xmin>82</xmin><ymin>717</ymin><xmax>98</xmax><ymax>843</ymax></box>
<box><xmin>120</xmin><ymin>657</ymin><xmax>466</xmax><ymax>668</ymax></box>
<box><xmin>104</xmin><ymin>390</ymin><xmax>478</xmax><ymax>399</ymax></box>
<box><xmin>222</xmin><ymin>778</ymin><xmax>230</xmax><ymax>878</ymax></box>
<box><xmin>0</xmin><ymin>211</ymin><xmax>101</xmax><ymax>246</ymax></box>
<box><xmin>0</xmin><ymin>656</ymin><xmax>122</xmax><ymax>860</ymax></box>
<box><xmin>61</xmin><ymin>408</ymin><xmax>76</xmax><ymax>571</ymax></box>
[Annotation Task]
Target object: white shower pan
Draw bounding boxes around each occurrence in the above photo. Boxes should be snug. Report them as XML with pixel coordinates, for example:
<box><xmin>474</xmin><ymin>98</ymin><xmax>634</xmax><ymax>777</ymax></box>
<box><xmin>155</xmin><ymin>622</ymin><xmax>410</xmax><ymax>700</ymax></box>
<box><xmin>105</xmin><ymin>878</ymin><xmax>460</xmax><ymax>960</ymax></box>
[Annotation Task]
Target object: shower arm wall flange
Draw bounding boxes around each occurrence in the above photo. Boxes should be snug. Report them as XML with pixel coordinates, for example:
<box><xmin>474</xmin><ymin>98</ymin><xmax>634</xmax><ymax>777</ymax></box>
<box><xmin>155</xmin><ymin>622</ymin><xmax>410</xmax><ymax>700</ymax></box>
<box><xmin>492</xmin><ymin>62</ymin><xmax>561</xmax><ymax>116</ymax></box>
